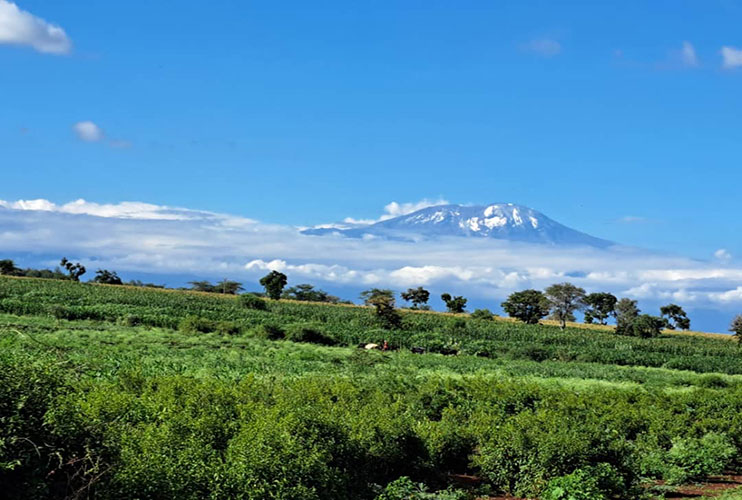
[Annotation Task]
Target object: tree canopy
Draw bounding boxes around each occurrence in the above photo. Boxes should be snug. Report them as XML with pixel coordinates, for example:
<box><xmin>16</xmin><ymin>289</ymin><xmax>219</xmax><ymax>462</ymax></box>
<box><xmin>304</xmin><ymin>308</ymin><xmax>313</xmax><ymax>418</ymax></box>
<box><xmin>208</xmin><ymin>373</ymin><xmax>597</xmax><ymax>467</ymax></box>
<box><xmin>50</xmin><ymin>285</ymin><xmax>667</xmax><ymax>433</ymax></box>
<box><xmin>544</xmin><ymin>283</ymin><xmax>586</xmax><ymax>330</ymax></box>
<box><xmin>259</xmin><ymin>271</ymin><xmax>288</xmax><ymax>300</ymax></box>
<box><xmin>502</xmin><ymin>289</ymin><xmax>550</xmax><ymax>324</ymax></box>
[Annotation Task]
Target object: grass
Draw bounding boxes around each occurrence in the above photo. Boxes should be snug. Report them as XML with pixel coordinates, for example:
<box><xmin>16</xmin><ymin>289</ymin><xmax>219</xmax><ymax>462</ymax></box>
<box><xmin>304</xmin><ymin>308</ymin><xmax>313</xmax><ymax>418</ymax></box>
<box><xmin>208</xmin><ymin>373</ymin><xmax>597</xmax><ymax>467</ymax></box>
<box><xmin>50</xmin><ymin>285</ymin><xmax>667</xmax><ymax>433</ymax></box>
<box><xmin>3</xmin><ymin>276</ymin><xmax>742</xmax><ymax>499</ymax></box>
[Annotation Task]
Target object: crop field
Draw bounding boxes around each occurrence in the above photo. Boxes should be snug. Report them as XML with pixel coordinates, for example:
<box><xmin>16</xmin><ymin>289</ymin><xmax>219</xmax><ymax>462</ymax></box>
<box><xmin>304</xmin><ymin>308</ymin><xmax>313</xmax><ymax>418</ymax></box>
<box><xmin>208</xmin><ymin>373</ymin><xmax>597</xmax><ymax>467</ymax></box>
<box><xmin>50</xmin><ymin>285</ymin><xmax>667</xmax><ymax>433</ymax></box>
<box><xmin>3</xmin><ymin>276</ymin><xmax>742</xmax><ymax>499</ymax></box>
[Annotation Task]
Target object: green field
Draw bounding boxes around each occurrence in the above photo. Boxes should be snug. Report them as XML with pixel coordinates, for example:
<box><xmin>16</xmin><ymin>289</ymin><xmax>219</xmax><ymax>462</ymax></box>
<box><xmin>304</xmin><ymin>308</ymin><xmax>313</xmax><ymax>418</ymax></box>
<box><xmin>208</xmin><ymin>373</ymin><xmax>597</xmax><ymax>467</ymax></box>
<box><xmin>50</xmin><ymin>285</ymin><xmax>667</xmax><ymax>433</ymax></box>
<box><xmin>3</xmin><ymin>276</ymin><xmax>742</xmax><ymax>499</ymax></box>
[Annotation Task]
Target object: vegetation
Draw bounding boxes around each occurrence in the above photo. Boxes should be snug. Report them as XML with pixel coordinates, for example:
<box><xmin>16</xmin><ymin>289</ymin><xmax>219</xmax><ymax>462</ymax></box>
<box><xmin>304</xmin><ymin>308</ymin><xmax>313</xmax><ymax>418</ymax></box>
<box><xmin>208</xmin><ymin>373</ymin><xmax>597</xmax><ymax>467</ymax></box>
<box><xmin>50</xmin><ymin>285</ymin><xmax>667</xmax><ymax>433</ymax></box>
<box><xmin>282</xmin><ymin>283</ymin><xmax>340</xmax><ymax>303</ymax></box>
<box><xmin>661</xmin><ymin>303</ymin><xmax>691</xmax><ymax>331</ymax></box>
<box><xmin>502</xmin><ymin>289</ymin><xmax>550</xmax><ymax>324</ymax></box>
<box><xmin>440</xmin><ymin>293</ymin><xmax>467</xmax><ymax>314</ymax></box>
<box><xmin>189</xmin><ymin>279</ymin><xmax>244</xmax><ymax>294</ymax></box>
<box><xmin>60</xmin><ymin>257</ymin><xmax>86</xmax><ymax>281</ymax></box>
<box><xmin>92</xmin><ymin>269</ymin><xmax>123</xmax><ymax>285</ymax></box>
<box><xmin>2</xmin><ymin>273</ymin><xmax>742</xmax><ymax>498</ymax></box>
<box><xmin>583</xmin><ymin>292</ymin><xmax>617</xmax><ymax>325</ymax></box>
<box><xmin>401</xmin><ymin>287</ymin><xmax>431</xmax><ymax>310</ymax></box>
<box><xmin>545</xmin><ymin>282</ymin><xmax>586</xmax><ymax>330</ymax></box>
<box><xmin>260</xmin><ymin>270</ymin><xmax>288</xmax><ymax>300</ymax></box>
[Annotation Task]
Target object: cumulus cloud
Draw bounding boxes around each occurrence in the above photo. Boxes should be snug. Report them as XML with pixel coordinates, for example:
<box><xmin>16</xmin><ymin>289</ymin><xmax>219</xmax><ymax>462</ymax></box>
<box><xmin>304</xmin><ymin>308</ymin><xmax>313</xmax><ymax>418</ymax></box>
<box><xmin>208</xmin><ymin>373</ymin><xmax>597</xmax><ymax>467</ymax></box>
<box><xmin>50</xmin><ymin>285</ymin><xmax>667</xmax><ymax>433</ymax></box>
<box><xmin>521</xmin><ymin>38</ymin><xmax>561</xmax><ymax>57</ymax></box>
<box><xmin>340</xmin><ymin>198</ymin><xmax>449</xmax><ymax>226</ymax></box>
<box><xmin>0</xmin><ymin>0</ymin><xmax>71</xmax><ymax>54</ymax></box>
<box><xmin>73</xmin><ymin>121</ymin><xmax>104</xmax><ymax>142</ymax></box>
<box><xmin>2</xmin><ymin>198</ymin><xmax>742</xmax><ymax>329</ymax></box>
<box><xmin>721</xmin><ymin>46</ymin><xmax>742</xmax><ymax>69</ymax></box>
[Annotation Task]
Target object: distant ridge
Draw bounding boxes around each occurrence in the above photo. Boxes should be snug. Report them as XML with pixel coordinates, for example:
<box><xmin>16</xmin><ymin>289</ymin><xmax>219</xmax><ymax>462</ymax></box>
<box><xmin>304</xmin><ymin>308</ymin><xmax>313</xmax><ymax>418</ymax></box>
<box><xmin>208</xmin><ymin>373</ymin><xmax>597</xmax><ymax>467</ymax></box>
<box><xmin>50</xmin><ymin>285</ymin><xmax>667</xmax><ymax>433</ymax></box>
<box><xmin>302</xmin><ymin>203</ymin><xmax>614</xmax><ymax>248</ymax></box>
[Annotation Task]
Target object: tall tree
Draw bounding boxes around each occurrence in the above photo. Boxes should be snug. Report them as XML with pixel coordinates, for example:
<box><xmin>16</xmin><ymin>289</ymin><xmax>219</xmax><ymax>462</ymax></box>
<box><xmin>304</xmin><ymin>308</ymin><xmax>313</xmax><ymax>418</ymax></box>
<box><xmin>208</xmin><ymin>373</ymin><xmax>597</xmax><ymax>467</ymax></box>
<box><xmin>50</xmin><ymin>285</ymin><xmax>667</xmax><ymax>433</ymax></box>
<box><xmin>501</xmin><ymin>289</ymin><xmax>550</xmax><ymax>324</ymax></box>
<box><xmin>632</xmin><ymin>314</ymin><xmax>665</xmax><ymax>338</ymax></box>
<box><xmin>441</xmin><ymin>293</ymin><xmax>467</xmax><ymax>314</ymax></box>
<box><xmin>544</xmin><ymin>282</ymin><xmax>586</xmax><ymax>330</ymax></box>
<box><xmin>730</xmin><ymin>315</ymin><xmax>742</xmax><ymax>344</ymax></box>
<box><xmin>401</xmin><ymin>287</ymin><xmax>431</xmax><ymax>310</ymax></box>
<box><xmin>583</xmin><ymin>292</ymin><xmax>618</xmax><ymax>325</ymax></box>
<box><xmin>360</xmin><ymin>288</ymin><xmax>394</xmax><ymax>306</ymax></box>
<box><xmin>615</xmin><ymin>298</ymin><xmax>640</xmax><ymax>335</ymax></box>
<box><xmin>60</xmin><ymin>257</ymin><xmax>86</xmax><ymax>282</ymax></box>
<box><xmin>0</xmin><ymin>259</ymin><xmax>21</xmax><ymax>276</ymax></box>
<box><xmin>660</xmin><ymin>304</ymin><xmax>691</xmax><ymax>331</ymax></box>
<box><xmin>259</xmin><ymin>271</ymin><xmax>288</xmax><ymax>300</ymax></box>
<box><xmin>365</xmin><ymin>290</ymin><xmax>402</xmax><ymax>329</ymax></box>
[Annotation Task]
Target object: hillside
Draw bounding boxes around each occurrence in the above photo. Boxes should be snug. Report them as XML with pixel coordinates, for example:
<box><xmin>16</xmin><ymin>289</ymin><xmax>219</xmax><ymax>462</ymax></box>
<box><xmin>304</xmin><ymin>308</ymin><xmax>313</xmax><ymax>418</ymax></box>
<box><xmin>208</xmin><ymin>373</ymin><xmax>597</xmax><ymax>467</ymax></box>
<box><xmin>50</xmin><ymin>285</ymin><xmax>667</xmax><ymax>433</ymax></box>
<box><xmin>2</xmin><ymin>276</ymin><xmax>742</xmax><ymax>499</ymax></box>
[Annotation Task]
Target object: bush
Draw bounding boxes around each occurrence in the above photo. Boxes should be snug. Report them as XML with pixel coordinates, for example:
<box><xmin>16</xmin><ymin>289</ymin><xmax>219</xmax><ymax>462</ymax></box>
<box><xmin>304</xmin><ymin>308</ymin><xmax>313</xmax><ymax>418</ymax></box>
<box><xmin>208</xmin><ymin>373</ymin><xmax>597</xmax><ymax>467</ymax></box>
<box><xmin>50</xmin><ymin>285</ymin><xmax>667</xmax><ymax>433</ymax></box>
<box><xmin>285</xmin><ymin>323</ymin><xmax>337</xmax><ymax>346</ymax></box>
<box><xmin>178</xmin><ymin>315</ymin><xmax>216</xmax><ymax>334</ymax></box>
<box><xmin>663</xmin><ymin>432</ymin><xmax>736</xmax><ymax>485</ymax></box>
<box><xmin>215</xmin><ymin>321</ymin><xmax>241</xmax><ymax>335</ymax></box>
<box><xmin>542</xmin><ymin>464</ymin><xmax>625</xmax><ymax>500</ymax></box>
<box><xmin>470</xmin><ymin>309</ymin><xmax>494</xmax><ymax>321</ymax></box>
<box><xmin>239</xmin><ymin>293</ymin><xmax>267</xmax><ymax>311</ymax></box>
<box><xmin>253</xmin><ymin>324</ymin><xmax>285</xmax><ymax>340</ymax></box>
<box><xmin>119</xmin><ymin>314</ymin><xmax>142</xmax><ymax>327</ymax></box>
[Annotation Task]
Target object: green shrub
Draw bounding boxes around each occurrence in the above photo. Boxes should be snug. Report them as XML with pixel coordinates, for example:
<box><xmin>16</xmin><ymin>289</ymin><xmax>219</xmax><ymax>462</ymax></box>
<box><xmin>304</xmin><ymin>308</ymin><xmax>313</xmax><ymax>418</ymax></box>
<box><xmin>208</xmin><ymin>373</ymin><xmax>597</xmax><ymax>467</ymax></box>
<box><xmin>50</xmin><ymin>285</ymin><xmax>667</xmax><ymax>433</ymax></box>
<box><xmin>119</xmin><ymin>314</ymin><xmax>142</xmax><ymax>327</ymax></box>
<box><xmin>215</xmin><ymin>320</ymin><xmax>241</xmax><ymax>335</ymax></box>
<box><xmin>375</xmin><ymin>476</ymin><xmax>468</xmax><ymax>500</ymax></box>
<box><xmin>663</xmin><ymin>432</ymin><xmax>736</xmax><ymax>485</ymax></box>
<box><xmin>254</xmin><ymin>324</ymin><xmax>285</xmax><ymax>340</ymax></box>
<box><xmin>542</xmin><ymin>463</ymin><xmax>625</xmax><ymax>500</ymax></box>
<box><xmin>470</xmin><ymin>309</ymin><xmax>494</xmax><ymax>321</ymax></box>
<box><xmin>178</xmin><ymin>315</ymin><xmax>216</xmax><ymax>334</ymax></box>
<box><xmin>239</xmin><ymin>293</ymin><xmax>267</xmax><ymax>311</ymax></box>
<box><xmin>286</xmin><ymin>323</ymin><xmax>337</xmax><ymax>345</ymax></box>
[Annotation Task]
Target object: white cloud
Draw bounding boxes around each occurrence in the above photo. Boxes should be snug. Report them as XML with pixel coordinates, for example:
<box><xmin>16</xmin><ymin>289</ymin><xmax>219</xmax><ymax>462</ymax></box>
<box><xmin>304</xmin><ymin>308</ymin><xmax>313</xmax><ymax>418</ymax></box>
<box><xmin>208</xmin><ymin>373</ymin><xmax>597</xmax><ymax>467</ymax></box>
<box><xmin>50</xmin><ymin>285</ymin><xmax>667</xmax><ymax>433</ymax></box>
<box><xmin>3</xmin><ymin>198</ymin><xmax>742</xmax><ymax>329</ymax></box>
<box><xmin>521</xmin><ymin>38</ymin><xmax>561</xmax><ymax>57</ymax></box>
<box><xmin>73</xmin><ymin>121</ymin><xmax>104</xmax><ymax>142</ymax></box>
<box><xmin>338</xmin><ymin>198</ymin><xmax>449</xmax><ymax>226</ymax></box>
<box><xmin>721</xmin><ymin>46</ymin><xmax>742</xmax><ymax>69</ymax></box>
<box><xmin>680</xmin><ymin>41</ymin><xmax>698</xmax><ymax>67</ymax></box>
<box><xmin>715</xmin><ymin>249</ymin><xmax>732</xmax><ymax>262</ymax></box>
<box><xmin>0</xmin><ymin>0</ymin><xmax>71</xmax><ymax>54</ymax></box>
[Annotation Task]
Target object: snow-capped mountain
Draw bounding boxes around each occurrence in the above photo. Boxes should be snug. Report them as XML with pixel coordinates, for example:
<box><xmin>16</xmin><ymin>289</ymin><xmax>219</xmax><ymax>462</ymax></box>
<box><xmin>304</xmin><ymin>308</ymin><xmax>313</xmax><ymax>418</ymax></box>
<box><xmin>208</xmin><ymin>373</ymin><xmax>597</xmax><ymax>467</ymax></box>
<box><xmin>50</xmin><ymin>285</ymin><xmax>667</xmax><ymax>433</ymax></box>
<box><xmin>302</xmin><ymin>203</ymin><xmax>614</xmax><ymax>248</ymax></box>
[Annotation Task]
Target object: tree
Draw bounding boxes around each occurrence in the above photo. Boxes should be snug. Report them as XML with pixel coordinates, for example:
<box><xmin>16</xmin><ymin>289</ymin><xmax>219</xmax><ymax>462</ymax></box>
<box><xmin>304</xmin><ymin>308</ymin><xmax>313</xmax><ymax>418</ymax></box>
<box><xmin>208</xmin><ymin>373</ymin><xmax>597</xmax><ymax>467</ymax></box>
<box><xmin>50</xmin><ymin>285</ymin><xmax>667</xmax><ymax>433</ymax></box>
<box><xmin>660</xmin><ymin>304</ymin><xmax>691</xmax><ymax>331</ymax></box>
<box><xmin>501</xmin><ymin>289</ymin><xmax>550</xmax><ymax>324</ymax></box>
<box><xmin>282</xmin><ymin>284</ymin><xmax>339</xmax><ymax>303</ymax></box>
<box><xmin>362</xmin><ymin>289</ymin><xmax>401</xmax><ymax>329</ymax></box>
<box><xmin>60</xmin><ymin>257</ymin><xmax>86</xmax><ymax>281</ymax></box>
<box><xmin>259</xmin><ymin>271</ymin><xmax>288</xmax><ymax>300</ymax></box>
<box><xmin>0</xmin><ymin>259</ymin><xmax>21</xmax><ymax>276</ymax></box>
<box><xmin>544</xmin><ymin>282</ymin><xmax>586</xmax><ymax>330</ymax></box>
<box><xmin>400</xmin><ymin>287</ymin><xmax>431</xmax><ymax>310</ymax></box>
<box><xmin>360</xmin><ymin>288</ymin><xmax>394</xmax><ymax>306</ymax></box>
<box><xmin>189</xmin><ymin>280</ymin><xmax>215</xmax><ymax>292</ymax></box>
<box><xmin>92</xmin><ymin>269</ymin><xmax>123</xmax><ymax>285</ymax></box>
<box><xmin>217</xmin><ymin>279</ymin><xmax>244</xmax><ymax>295</ymax></box>
<box><xmin>615</xmin><ymin>298</ymin><xmax>640</xmax><ymax>335</ymax></box>
<box><xmin>583</xmin><ymin>292</ymin><xmax>618</xmax><ymax>325</ymax></box>
<box><xmin>632</xmin><ymin>314</ymin><xmax>665</xmax><ymax>338</ymax></box>
<box><xmin>730</xmin><ymin>315</ymin><xmax>742</xmax><ymax>344</ymax></box>
<box><xmin>441</xmin><ymin>293</ymin><xmax>467</xmax><ymax>314</ymax></box>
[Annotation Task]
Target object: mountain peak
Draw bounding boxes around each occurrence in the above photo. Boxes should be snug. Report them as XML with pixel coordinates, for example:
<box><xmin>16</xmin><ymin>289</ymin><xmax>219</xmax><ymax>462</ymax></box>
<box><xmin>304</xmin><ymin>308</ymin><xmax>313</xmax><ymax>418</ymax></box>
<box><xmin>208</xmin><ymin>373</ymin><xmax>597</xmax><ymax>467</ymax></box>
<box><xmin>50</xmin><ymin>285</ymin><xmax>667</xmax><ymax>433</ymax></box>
<box><xmin>302</xmin><ymin>202</ymin><xmax>613</xmax><ymax>248</ymax></box>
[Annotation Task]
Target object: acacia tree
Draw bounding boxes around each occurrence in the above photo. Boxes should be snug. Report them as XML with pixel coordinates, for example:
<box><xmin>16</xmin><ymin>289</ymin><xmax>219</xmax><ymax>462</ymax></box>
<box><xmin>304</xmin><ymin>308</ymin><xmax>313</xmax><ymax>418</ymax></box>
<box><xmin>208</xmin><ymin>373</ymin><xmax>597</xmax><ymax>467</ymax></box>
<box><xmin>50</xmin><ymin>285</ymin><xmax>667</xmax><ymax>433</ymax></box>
<box><xmin>401</xmin><ymin>287</ymin><xmax>431</xmax><ymax>310</ymax></box>
<box><xmin>259</xmin><ymin>271</ymin><xmax>288</xmax><ymax>300</ymax></box>
<box><xmin>544</xmin><ymin>282</ymin><xmax>586</xmax><ymax>330</ymax></box>
<box><xmin>92</xmin><ymin>269</ymin><xmax>123</xmax><ymax>285</ymax></box>
<box><xmin>441</xmin><ymin>293</ymin><xmax>467</xmax><ymax>314</ymax></box>
<box><xmin>730</xmin><ymin>315</ymin><xmax>742</xmax><ymax>344</ymax></box>
<box><xmin>60</xmin><ymin>257</ymin><xmax>86</xmax><ymax>282</ymax></box>
<box><xmin>660</xmin><ymin>304</ymin><xmax>691</xmax><ymax>331</ymax></box>
<box><xmin>282</xmin><ymin>284</ymin><xmax>338</xmax><ymax>303</ymax></box>
<box><xmin>583</xmin><ymin>292</ymin><xmax>618</xmax><ymax>325</ymax></box>
<box><xmin>361</xmin><ymin>289</ymin><xmax>401</xmax><ymax>329</ymax></box>
<box><xmin>615</xmin><ymin>298</ymin><xmax>640</xmax><ymax>335</ymax></box>
<box><xmin>501</xmin><ymin>289</ymin><xmax>550</xmax><ymax>324</ymax></box>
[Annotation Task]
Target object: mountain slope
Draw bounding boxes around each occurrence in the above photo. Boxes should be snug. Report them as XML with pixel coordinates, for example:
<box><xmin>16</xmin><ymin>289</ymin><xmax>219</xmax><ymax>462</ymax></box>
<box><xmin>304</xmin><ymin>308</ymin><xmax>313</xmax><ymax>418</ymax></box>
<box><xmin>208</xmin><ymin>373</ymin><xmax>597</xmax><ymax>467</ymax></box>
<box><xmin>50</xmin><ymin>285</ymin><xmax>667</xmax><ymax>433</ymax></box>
<box><xmin>303</xmin><ymin>203</ymin><xmax>614</xmax><ymax>248</ymax></box>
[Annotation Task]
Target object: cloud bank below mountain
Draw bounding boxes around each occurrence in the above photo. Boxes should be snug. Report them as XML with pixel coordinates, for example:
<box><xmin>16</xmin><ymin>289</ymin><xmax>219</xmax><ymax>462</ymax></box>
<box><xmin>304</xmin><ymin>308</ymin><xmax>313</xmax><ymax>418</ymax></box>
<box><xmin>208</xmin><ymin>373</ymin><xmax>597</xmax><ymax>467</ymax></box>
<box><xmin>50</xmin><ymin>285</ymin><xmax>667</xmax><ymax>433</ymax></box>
<box><xmin>1</xmin><ymin>198</ymin><xmax>741</xmax><ymax>330</ymax></box>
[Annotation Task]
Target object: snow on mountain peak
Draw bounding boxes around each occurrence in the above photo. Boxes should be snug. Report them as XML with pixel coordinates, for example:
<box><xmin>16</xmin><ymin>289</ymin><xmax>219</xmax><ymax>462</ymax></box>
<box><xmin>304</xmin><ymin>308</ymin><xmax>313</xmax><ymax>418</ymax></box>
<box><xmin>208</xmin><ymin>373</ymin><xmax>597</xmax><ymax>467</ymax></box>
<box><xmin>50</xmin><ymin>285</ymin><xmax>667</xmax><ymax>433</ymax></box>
<box><xmin>302</xmin><ymin>202</ymin><xmax>613</xmax><ymax>248</ymax></box>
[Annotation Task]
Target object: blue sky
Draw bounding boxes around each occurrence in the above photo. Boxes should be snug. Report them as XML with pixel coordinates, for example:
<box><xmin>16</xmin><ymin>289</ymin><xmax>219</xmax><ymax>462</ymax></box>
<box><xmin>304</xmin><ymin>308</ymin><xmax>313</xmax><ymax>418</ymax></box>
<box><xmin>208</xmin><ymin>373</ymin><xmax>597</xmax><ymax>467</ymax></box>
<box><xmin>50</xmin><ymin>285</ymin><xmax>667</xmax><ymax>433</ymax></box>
<box><xmin>2</xmin><ymin>1</ymin><xmax>742</xmax><ymax>330</ymax></box>
<box><xmin>2</xmin><ymin>1</ymin><xmax>742</xmax><ymax>256</ymax></box>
